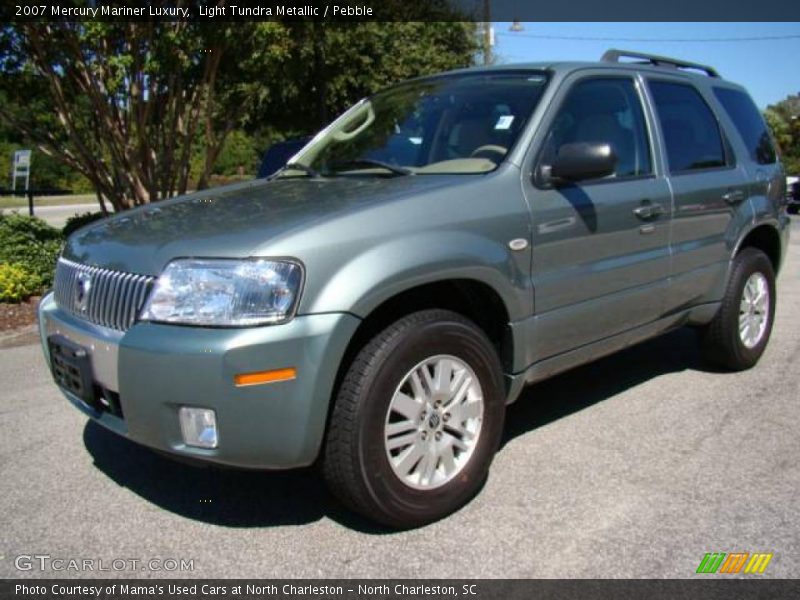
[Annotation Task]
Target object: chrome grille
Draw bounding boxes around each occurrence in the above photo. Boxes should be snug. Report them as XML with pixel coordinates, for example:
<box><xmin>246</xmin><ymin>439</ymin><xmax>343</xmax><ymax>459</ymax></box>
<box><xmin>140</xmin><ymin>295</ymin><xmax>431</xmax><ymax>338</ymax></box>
<box><xmin>53</xmin><ymin>258</ymin><xmax>156</xmax><ymax>331</ymax></box>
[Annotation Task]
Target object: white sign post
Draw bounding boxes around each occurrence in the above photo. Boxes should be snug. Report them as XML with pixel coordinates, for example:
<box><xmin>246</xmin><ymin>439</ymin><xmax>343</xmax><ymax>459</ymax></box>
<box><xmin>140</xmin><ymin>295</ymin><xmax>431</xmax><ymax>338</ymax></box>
<box><xmin>12</xmin><ymin>150</ymin><xmax>33</xmax><ymax>214</ymax></box>
<box><xmin>12</xmin><ymin>149</ymin><xmax>31</xmax><ymax>193</ymax></box>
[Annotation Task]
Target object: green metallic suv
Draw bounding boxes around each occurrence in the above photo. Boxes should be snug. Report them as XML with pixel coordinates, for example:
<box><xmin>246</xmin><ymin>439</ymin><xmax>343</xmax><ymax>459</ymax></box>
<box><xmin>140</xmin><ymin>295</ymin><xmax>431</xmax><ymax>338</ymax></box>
<box><xmin>39</xmin><ymin>50</ymin><xmax>790</xmax><ymax>527</ymax></box>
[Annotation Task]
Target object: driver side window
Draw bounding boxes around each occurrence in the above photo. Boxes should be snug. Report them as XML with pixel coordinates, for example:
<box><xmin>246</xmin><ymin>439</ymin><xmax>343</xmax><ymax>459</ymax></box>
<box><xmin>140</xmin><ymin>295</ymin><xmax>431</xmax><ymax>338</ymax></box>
<box><xmin>541</xmin><ymin>77</ymin><xmax>653</xmax><ymax>179</ymax></box>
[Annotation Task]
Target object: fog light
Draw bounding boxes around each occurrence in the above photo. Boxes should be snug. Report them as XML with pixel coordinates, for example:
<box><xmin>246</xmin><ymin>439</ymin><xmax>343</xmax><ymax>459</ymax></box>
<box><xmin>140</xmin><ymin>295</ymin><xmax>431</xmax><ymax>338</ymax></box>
<box><xmin>179</xmin><ymin>407</ymin><xmax>218</xmax><ymax>448</ymax></box>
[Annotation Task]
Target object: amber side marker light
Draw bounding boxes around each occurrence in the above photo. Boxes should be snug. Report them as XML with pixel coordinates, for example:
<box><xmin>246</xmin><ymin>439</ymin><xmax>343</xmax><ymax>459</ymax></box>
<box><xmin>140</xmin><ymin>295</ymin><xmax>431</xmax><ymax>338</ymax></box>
<box><xmin>234</xmin><ymin>367</ymin><xmax>297</xmax><ymax>387</ymax></box>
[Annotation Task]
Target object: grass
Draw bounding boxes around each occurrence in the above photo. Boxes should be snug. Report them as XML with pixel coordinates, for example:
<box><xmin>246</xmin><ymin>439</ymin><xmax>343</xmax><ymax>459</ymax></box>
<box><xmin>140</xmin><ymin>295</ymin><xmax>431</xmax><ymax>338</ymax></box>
<box><xmin>0</xmin><ymin>193</ymin><xmax>97</xmax><ymax>209</ymax></box>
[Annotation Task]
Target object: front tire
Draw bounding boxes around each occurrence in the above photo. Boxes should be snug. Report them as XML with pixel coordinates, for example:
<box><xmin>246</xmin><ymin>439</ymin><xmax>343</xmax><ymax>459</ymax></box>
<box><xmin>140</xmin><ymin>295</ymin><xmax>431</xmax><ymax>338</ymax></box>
<box><xmin>323</xmin><ymin>309</ymin><xmax>505</xmax><ymax>528</ymax></box>
<box><xmin>700</xmin><ymin>248</ymin><xmax>776</xmax><ymax>370</ymax></box>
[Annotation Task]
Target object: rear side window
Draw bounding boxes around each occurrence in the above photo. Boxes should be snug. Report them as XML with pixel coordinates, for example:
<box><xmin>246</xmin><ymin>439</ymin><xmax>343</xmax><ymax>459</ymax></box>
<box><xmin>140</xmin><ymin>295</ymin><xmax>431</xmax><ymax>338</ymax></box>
<box><xmin>649</xmin><ymin>81</ymin><xmax>727</xmax><ymax>173</ymax></box>
<box><xmin>713</xmin><ymin>87</ymin><xmax>777</xmax><ymax>165</ymax></box>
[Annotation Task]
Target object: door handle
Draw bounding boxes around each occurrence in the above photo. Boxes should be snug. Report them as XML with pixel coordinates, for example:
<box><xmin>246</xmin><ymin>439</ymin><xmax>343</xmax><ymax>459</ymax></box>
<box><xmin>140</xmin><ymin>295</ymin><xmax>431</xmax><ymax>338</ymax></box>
<box><xmin>722</xmin><ymin>189</ymin><xmax>746</xmax><ymax>204</ymax></box>
<box><xmin>633</xmin><ymin>202</ymin><xmax>664</xmax><ymax>220</ymax></box>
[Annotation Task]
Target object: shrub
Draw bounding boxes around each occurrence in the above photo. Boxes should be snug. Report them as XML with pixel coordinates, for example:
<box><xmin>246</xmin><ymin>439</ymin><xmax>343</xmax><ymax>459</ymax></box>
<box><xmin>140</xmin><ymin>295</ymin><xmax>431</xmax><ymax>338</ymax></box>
<box><xmin>0</xmin><ymin>213</ymin><xmax>63</xmax><ymax>290</ymax></box>
<box><xmin>214</xmin><ymin>130</ymin><xmax>259</xmax><ymax>176</ymax></box>
<box><xmin>0</xmin><ymin>263</ymin><xmax>41</xmax><ymax>303</ymax></box>
<box><xmin>63</xmin><ymin>211</ymin><xmax>107</xmax><ymax>237</ymax></box>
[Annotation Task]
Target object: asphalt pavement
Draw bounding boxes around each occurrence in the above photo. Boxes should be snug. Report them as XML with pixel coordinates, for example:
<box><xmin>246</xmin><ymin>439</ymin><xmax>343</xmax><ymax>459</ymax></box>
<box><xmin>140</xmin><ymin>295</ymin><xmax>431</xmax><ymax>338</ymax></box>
<box><xmin>1</xmin><ymin>203</ymin><xmax>101</xmax><ymax>229</ymax></box>
<box><xmin>1</xmin><ymin>219</ymin><xmax>798</xmax><ymax>579</ymax></box>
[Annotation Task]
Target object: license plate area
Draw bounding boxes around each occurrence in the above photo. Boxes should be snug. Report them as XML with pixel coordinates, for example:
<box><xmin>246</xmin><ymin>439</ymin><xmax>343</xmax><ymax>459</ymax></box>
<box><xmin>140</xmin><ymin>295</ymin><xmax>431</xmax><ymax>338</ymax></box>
<box><xmin>48</xmin><ymin>334</ymin><xmax>95</xmax><ymax>404</ymax></box>
<box><xmin>48</xmin><ymin>334</ymin><xmax>124</xmax><ymax>418</ymax></box>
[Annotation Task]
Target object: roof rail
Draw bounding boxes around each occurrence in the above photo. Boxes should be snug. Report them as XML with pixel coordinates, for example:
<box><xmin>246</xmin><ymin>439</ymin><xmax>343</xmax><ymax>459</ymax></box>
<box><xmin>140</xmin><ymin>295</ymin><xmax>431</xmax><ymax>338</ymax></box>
<box><xmin>601</xmin><ymin>49</ymin><xmax>720</xmax><ymax>78</ymax></box>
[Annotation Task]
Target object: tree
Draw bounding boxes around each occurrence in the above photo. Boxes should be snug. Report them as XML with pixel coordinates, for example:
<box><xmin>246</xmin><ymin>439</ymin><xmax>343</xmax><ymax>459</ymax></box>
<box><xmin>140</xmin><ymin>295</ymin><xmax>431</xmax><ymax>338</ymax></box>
<box><xmin>765</xmin><ymin>93</ymin><xmax>800</xmax><ymax>174</ymax></box>
<box><xmin>0</xmin><ymin>127</ymin><xmax>93</xmax><ymax>192</ymax></box>
<box><xmin>0</xmin><ymin>18</ymin><xmax>476</xmax><ymax>212</ymax></box>
<box><xmin>0</xmin><ymin>21</ymin><xmax>287</xmax><ymax>211</ymax></box>
<box><xmin>266</xmin><ymin>22</ymin><xmax>478</xmax><ymax>134</ymax></box>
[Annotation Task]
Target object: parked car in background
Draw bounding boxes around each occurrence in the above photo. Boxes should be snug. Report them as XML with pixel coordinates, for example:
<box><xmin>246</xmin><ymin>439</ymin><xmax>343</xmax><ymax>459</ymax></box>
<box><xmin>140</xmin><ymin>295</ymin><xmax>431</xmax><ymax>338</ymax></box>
<box><xmin>40</xmin><ymin>50</ymin><xmax>789</xmax><ymax>528</ymax></box>
<box><xmin>256</xmin><ymin>137</ymin><xmax>311</xmax><ymax>178</ymax></box>
<box><xmin>787</xmin><ymin>177</ymin><xmax>800</xmax><ymax>214</ymax></box>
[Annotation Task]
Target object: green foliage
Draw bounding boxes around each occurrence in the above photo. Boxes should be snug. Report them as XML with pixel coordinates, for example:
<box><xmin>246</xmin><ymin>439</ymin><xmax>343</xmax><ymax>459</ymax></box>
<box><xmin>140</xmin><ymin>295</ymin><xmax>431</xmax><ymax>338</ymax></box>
<box><xmin>214</xmin><ymin>130</ymin><xmax>260</xmax><ymax>176</ymax></box>
<box><xmin>0</xmin><ymin>262</ymin><xmax>41</xmax><ymax>302</ymax></box>
<box><xmin>30</xmin><ymin>151</ymin><xmax>94</xmax><ymax>192</ymax></box>
<box><xmin>258</xmin><ymin>22</ymin><xmax>478</xmax><ymax>134</ymax></box>
<box><xmin>189</xmin><ymin>129</ymin><xmax>260</xmax><ymax>185</ymax></box>
<box><xmin>1</xmin><ymin>17</ymin><xmax>477</xmax><ymax>209</ymax></box>
<box><xmin>0</xmin><ymin>110</ymin><xmax>84</xmax><ymax>194</ymax></box>
<box><xmin>0</xmin><ymin>140</ymin><xmax>12</xmax><ymax>184</ymax></box>
<box><xmin>0</xmin><ymin>213</ymin><xmax>63</xmax><ymax>289</ymax></box>
<box><xmin>1</xmin><ymin>22</ymin><xmax>249</xmax><ymax>208</ymax></box>
<box><xmin>62</xmin><ymin>211</ymin><xmax>107</xmax><ymax>237</ymax></box>
<box><xmin>1</xmin><ymin>135</ymin><xmax>93</xmax><ymax>193</ymax></box>
<box><xmin>765</xmin><ymin>94</ymin><xmax>800</xmax><ymax>175</ymax></box>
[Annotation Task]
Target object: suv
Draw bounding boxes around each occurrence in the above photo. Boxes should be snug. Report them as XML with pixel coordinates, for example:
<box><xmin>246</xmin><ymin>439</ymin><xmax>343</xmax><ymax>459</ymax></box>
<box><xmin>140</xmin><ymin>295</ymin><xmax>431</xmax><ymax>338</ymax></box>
<box><xmin>39</xmin><ymin>50</ymin><xmax>790</xmax><ymax>528</ymax></box>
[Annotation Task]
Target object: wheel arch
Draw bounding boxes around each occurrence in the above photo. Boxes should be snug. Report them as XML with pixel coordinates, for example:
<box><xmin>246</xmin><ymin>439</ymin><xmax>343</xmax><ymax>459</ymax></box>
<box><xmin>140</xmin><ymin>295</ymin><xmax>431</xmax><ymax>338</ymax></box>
<box><xmin>338</xmin><ymin>278</ymin><xmax>514</xmax><ymax>378</ymax></box>
<box><xmin>734</xmin><ymin>221</ymin><xmax>782</xmax><ymax>273</ymax></box>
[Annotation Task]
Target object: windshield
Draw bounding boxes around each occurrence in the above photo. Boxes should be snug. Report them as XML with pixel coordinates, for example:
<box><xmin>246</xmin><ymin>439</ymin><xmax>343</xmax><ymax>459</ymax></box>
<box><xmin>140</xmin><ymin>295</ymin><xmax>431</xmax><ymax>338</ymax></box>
<box><xmin>286</xmin><ymin>71</ymin><xmax>549</xmax><ymax>177</ymax></box>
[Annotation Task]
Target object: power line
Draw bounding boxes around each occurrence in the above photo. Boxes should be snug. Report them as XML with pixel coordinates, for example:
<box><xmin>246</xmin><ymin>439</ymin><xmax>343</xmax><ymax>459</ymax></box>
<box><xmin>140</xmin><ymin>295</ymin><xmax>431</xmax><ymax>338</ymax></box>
<box><xmin>494</xmin><ymin>32</ymin><xmax>800</xmax><ymax>43</ymax></box>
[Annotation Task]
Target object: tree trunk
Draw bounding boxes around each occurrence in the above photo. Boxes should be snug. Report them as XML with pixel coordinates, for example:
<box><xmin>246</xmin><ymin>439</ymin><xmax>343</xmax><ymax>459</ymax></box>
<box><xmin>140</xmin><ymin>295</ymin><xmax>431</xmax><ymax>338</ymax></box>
<box><xmin>0</xmin><ymin>23</ymin><xmax>234</xmax><ymax>213</ymax></box>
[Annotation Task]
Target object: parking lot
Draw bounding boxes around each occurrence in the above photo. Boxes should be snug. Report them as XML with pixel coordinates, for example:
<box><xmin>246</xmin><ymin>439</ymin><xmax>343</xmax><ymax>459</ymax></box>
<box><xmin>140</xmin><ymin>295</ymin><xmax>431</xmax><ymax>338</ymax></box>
<box><xmin>1</xmin><ymin>218</ymin><xmax>798</xmax><ymax>579</ymax></box>
<box><xmin>1</xmin><ymin>202</ymin><xmax>102</xmax><ymax>230</ymax></box>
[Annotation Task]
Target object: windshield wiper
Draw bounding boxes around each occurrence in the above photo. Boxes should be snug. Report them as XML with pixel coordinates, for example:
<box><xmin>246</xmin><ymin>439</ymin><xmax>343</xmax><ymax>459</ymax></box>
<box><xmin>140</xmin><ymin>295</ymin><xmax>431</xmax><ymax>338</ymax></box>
<box><xmin>328</xmin><ymin>159</ymin><xmax>413</xmax><ymax>177</ymax></box>
<box><xmin>274</xmin><ymin>162</ymin><xmax>321</xmax><ymax>179</ymax></box>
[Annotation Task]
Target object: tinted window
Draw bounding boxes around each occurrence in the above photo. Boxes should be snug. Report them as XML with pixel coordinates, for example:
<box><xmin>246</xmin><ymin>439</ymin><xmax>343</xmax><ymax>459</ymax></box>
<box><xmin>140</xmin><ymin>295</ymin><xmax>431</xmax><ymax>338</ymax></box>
<box><xmin>649</xmin><ymin>81</ymin><xmax>727</xmax><ymax>172</ymax></box>
<box><xmin>541</xmin><ymin>78</ymin><xmax>652</xmax><ymax>179</ymax></box>
<box><xmin>713</xmin><ymin>87</ymin><xmax>776</xmax><ymax>165</ymax></box>
<box><xmin>289</xmin><ymin>72</ymin><xmax>549</xmax><ymax>176</ymax></box>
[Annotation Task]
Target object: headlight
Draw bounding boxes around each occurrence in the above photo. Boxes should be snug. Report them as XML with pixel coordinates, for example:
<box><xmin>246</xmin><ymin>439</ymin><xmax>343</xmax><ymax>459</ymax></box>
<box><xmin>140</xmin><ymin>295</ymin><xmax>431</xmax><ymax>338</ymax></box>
<box><xmin>140</xmin><ymin>259</ymin><xmax>303</xmax><ymax>326</ymax></box>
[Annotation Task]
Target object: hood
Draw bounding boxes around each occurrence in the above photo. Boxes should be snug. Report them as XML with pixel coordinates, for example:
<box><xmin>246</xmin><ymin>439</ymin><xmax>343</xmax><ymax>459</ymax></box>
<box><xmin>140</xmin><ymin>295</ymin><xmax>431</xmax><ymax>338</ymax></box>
<box><xmin>62</xmin><ymin>175</ymin><xmax>459</xmax><ymax>276</ymax></box>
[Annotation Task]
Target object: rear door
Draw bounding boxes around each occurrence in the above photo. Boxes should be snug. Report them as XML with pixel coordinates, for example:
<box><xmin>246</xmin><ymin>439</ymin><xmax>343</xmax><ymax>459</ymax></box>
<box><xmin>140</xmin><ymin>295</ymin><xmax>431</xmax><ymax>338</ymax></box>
<box><xmin>644</xmin><ymin>77</ymin><xmax>750</xmax><ymax>312</ymax></box>
<box><xmin>711</xmin><ymin>85</ymin><xmax>784</xmax><ymax>224</ymax></box>
<box><xmin>521</xmin><ymin>71</ymin><xmax>673</xmax><ymax>362</ymax></box>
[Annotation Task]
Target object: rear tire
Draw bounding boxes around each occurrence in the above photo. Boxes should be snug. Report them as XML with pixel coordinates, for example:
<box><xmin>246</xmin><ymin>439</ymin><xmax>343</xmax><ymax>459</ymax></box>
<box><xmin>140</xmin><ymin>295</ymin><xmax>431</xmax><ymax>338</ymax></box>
<box><xmin>323</xmin><ymin>309</ymin><xmax>505</xmax><ymax>528</ymax></box>
<box><xmin>700</xmin><ymin>248</ymin><xmax>776</xmax><ymax>370</ymax></box>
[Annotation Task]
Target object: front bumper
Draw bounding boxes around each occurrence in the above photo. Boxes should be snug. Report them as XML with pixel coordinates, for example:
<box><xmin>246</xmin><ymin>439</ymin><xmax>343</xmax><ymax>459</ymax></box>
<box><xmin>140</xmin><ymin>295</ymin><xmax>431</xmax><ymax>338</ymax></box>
<box><xmin>38</xmin><ymin>293</ymin><xmax>360</xmax><ymax>468</ymax></box>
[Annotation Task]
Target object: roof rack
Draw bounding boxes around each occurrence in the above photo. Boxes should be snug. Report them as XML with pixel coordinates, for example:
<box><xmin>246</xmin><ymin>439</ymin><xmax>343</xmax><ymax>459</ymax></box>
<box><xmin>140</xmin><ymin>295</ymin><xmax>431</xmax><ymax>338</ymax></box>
<box><xmin>601</xmin><ymin>49</ymin><xmax>720</xmax><ymax>78</ymax></box>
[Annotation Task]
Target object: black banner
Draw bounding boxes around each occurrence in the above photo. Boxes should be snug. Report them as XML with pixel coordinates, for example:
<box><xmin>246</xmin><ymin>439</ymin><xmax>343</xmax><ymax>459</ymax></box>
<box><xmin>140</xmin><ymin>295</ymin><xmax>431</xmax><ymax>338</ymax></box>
<box><xmin>3</xmin><ymin>580</ymin><xmax>800</xmax><ymax>600</ymax></box>
<box><xmin>4</xmin><ymin>0</ymin><xmax>800</xmax><ymax>22</ymax></box>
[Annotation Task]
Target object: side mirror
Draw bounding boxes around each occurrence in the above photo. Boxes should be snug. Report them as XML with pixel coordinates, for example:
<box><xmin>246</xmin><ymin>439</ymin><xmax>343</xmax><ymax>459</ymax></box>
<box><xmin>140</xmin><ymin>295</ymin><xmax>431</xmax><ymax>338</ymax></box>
<box><xmin>541</xmin><ymin>142</ymin><xmax>617</xmax><ymax>185</ymax></box>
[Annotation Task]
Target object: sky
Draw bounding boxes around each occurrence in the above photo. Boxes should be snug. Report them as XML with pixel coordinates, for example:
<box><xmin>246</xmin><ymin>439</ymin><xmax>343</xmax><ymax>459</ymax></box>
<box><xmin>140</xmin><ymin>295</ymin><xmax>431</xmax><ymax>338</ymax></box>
<box><xmin>489</xmin><ymin>22</ymin><xmax>800</xmax><ymax>108</ymax></box>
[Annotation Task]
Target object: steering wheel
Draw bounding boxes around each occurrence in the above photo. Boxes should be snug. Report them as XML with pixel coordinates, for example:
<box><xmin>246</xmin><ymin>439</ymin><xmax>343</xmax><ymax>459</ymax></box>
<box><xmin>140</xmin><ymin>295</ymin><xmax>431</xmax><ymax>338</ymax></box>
<box><xmin>470</xmin><ymin>145</ymin><xmax>508</xmax><ymax>162</ymax></box>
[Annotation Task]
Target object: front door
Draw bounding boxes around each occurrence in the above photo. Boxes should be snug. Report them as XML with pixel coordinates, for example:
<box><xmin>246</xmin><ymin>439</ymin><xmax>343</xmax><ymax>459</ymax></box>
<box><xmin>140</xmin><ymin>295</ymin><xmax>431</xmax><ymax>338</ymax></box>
<box><xmin>521</xmin><ymin>73</ymin><xmax>673</xmax><ymax>363</ymax></box>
